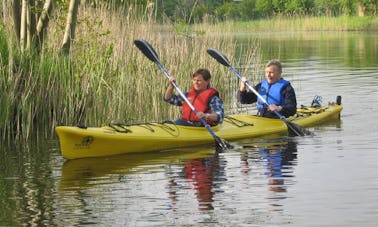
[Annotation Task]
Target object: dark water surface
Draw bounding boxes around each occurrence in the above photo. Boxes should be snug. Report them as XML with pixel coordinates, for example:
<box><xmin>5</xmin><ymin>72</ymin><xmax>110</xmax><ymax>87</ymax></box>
<box><xmin>1</xmin><ymin>32</ymin><xmax>378</xmax><ymax>226</ymax></box>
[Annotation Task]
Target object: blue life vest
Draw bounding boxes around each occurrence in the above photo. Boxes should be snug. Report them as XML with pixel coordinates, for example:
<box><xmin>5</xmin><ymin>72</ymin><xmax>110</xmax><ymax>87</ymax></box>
<box><xmin>257</xmin><ymin>78</ymin><xmax>289</xmax><ymax>111</ymax></box>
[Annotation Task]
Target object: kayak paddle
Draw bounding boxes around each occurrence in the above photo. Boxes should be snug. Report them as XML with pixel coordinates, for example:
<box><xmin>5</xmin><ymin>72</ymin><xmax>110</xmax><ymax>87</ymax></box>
<box><xmin>133</xmin><ymin>39</ymin><xmax>231</xmax><ymax>150</ymax></box>
<box><xmin>206</xmin><ymin>48</ymin><xmax>310</xmax><ymax>137</ymax></box>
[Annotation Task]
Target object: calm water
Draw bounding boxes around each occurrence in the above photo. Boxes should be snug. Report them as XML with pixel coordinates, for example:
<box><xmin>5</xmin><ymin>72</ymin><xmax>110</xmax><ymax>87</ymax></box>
<box><xmin>1</xmin><ymin>32</ymin><xmax>378</xmax><ymax>226</ymax></box>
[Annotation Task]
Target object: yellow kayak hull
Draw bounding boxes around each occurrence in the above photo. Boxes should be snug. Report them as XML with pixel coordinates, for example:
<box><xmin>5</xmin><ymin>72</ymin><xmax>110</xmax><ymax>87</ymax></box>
<box><xmin>55</xmin><ymin>104</ymin><xmax>342</xmax><ymax>159</ymax></box>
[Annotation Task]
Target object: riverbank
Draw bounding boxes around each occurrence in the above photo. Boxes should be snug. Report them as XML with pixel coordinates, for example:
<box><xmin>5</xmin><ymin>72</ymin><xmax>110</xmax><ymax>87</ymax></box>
<box><xmin>186</xmin><ymin>16</ymin><xmax>378</xmax><ymax>35</ymax></box>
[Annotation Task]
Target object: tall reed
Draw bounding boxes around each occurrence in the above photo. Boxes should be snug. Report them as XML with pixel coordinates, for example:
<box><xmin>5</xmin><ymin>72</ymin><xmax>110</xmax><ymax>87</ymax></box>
<box><xmin>0</xmin><ymin>4</ymin><xmax>260</xmax><ymax>140</ymax></box>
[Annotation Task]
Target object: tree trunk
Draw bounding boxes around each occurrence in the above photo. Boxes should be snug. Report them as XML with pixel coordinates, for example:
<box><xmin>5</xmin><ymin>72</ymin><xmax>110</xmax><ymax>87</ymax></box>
<box><xmin>26</xmin><ymin>0</ymin><xmax>32</xmax><ymax>50</ymax></box>
<box><xmin>20</xmin><ymin>0</ymin><xmax>27</xmax><ymax>52</ymax></box>
<box><xmin>2</xmin><ymin>0</ymin><xmax>6</xmax><ymax>20</ymax></box>
<box><xmin>61</xmin><ymin>0</ymin><xmax>80</xmax><ymax>55</ymax></box>
<box><xmin>36</xmin><ymin>0</ymin><xmax>54</xmax><ymax>50</ymax></box>
<box><xmin>11</xmin><ymin>0</ymin><xmax>53</xmax><ymax>53</ymax></box>
<box><xmin>19</xmin><ymin>0</ymin><xmax>34</xmax><ymax>51</ymax></box>
<box><xmin>28</xmin><ymin>0</ymin><xmax>37</xmax><ymax>49</ymax></box>
<box><xmin>358</xmin><ymin>2</ymin><xmax>365</xmax><ymax>17</ymax></box>
<box><xmin>12</xmin><ymin>0</ymin><xmax>22</xmax><ymax>41</ymax></box>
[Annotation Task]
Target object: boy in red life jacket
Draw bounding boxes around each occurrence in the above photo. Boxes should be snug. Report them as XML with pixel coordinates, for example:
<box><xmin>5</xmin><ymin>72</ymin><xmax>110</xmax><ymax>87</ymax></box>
<box><xmin>164</xmin><ymin>68</ymin><xmax>224</xmax><ymax>126</ymax></box>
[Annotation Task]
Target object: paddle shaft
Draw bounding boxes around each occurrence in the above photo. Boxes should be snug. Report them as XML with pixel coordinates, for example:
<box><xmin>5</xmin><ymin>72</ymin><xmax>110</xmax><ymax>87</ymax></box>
<box><xmin>156</xmin><ymin>63</ymin><xmax>197</xmax><ymax>113</ymax></box>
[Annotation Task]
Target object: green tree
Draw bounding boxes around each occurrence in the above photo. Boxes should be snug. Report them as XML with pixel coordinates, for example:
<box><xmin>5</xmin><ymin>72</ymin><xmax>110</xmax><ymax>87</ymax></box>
<box><xmin>4</xmin><ymin>0</ymin><xmax>83</xmax><ymax>54</ymax></box>
<box><xmin>313</xmin><ymin>0</ymin><xmax>342</xmax><ymax>16</ymax></box>
<box><xmin>284</xmin><ymin>0</ymin><xmax>314</xmax><ymax>16</ymax></box>
<box><xmin>255</xmin><ymin>0</ymin><xmax>273</xmax><ymax>17</ymax></box>
<box><xmin>61</xmin><ymin>0</ymin><xmax>80</xmax><ymax>54</ymax></box>
<box><xmin>155</xmin><ymin>0</ymin><xmax>231</xmax><ymax>22</ymax></box>
<box><xmin>357</xmin><ymin>0</ymin><xmax>378</xmax><ymax>16</ymax></box>
<box><xmin>215</xmin><ymin>2</ymin><xmax>240</xmax><ymax>20</ymax></box>
<box><xmin>239</xmin><ymin>0</ymin><xmax>257</xmax><ymax>20</ymax></box>
<box><xmin>8</xmin><ymin>0</ymin><xmax>54</xmax><ymax>53</ymax></box>
<box><xmin>191</xmin><ymin>4</ymin><xmax>210</xmax><ymax>22</ymax></box>
<box><xmin>339</xmin><ymin>0</ymin><xmax>355</xmax><ymax>16</ymax></box>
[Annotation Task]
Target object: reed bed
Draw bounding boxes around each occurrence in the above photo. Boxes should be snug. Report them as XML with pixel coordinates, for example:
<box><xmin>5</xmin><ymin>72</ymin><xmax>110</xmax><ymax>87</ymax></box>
<box><xmin>0</xmin><ymin>5</ymin><xmax>260</xmax><ymax>140</ymax></box>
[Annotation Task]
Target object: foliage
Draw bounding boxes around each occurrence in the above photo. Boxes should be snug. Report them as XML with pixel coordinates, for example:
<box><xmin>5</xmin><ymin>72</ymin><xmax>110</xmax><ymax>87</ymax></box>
<box><xmin>0</xmin><ymin>25</ymin><xmax>8</xmax><ymax>64</ymax></box>
<box><xmin>67</xmin><ymin>0</ymin><xmax>378</xmax><ymax>22</ymax></box>
<box><xmin>214</xmin><ymin>2</ymin><xmax>240</xmax><ymax>21</ymax></box>
<box><xmin>141</xmin><ymin>0</ymin><xmax>377</xmax><ymax>22</ymax></box>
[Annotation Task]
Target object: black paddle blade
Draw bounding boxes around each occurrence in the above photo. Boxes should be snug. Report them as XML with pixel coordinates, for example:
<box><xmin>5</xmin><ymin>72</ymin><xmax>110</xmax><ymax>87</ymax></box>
<box><xmin>215</xmin><ymin>136</ymin><xmax>233</xmax><ymax>151</ymax></box>
<box><xmin>286</xmin><ymin>122</ymin><xmax>313</xmax><ymax>137</ymax></box>
<box><xmin>206</xmin><ymin>48</ymin><xmax>231</xmax><ymax>67</ymax></box>
<box><xmin>134</xmin><ymin>39</ymin><xmax>159</xmax><ymax>63</ymax></box>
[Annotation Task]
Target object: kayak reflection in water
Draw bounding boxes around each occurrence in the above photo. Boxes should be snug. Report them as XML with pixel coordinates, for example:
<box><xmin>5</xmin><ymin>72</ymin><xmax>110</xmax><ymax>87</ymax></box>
<box><xmin>164</xmin><ymin>68</ymin><xmax>224</xmax><ymax>127</ymax></box>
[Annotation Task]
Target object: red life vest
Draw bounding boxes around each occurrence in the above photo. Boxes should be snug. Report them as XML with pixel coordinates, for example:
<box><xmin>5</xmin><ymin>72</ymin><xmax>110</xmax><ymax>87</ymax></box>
<box><xmin>182</xmin><ymin>87</ymin><xmax>219</xmax><ymax>125</ymax></box>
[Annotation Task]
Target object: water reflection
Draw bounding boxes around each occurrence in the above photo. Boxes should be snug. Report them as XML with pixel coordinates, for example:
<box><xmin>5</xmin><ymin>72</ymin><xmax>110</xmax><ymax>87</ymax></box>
<box><xmin>181</xmin><ymin>152</ymin><xmax>222</xmax><ymax>210</ymax></box>
<box><xmin>260</xmin><ymin>141</ymin><xmax>297</xmax><ymax>194</ymax></box>
<box><xmin>243</xmin><ymin>32</ymin><xmax>378</xmax><ymax>68</ymax></box>
<box><xmin>0</xmin><ymin>139</ymin><xmax>60</xmax><ymax>227</ymax></box>
<box><xmin>240</xmin><ymin>138</ymin><xmax>297</xmax><ymax>206</ymax></box>
<box><xmin>58</xmin><ymin>147</ymin><xmax>221</xmax><ymax>224</ymax></box>
<box><xmin>59</xmin><ymin>147</ymin><xmax>215</xmax><ymax>191</ymax></box>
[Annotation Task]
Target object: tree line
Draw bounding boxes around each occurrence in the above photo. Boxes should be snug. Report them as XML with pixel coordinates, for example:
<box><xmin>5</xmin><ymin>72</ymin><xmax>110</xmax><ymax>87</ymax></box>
<box><xmin>102</xmin><ymin>0</ymin><xmax>377</xmax><ymax>23</ymax></box>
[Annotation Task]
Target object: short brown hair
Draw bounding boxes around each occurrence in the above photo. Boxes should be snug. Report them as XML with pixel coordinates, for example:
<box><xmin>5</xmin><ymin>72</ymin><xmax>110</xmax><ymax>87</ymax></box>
<box><xmin>193</xmin><ymin>68</ymin><xmax>211</xmax><ymax>81</ymax></box>
<box><xmin>265</xmin><ymin>60</ymin><xmax>282</xmax><ymax>73</ymax></box>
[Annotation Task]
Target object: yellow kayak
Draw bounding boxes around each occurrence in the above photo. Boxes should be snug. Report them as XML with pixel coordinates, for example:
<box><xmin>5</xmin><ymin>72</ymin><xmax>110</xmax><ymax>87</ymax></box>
<box><xmin>55</xmin><ymin>100</ymin><xmax>342</xmax><ymax>160</ymax></box>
